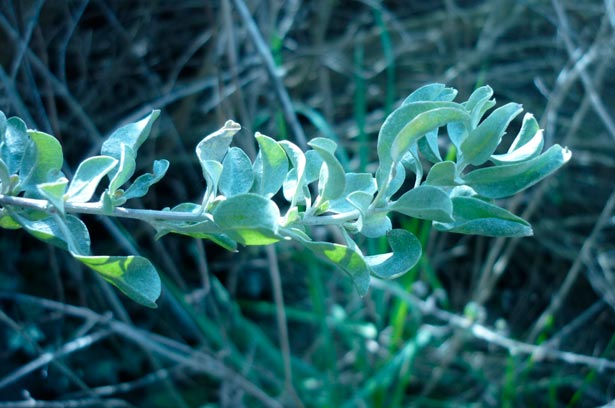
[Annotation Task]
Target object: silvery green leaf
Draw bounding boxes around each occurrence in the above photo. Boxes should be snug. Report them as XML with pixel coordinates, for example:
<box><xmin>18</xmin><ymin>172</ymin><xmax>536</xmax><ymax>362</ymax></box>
<box><xmin>418</xmin><ymin>129</ymin><xmax>442</xmax><ymax>163</ymax></box>
<box><xmin>460</xmin><ymin>102</ymin><xmax>523</xmax><ymax>166</ymax></box>
<box><xmin>108</xmin><ymin>144</ymin><xmax>136</xmax><ymax>196</ymax></box>
<box><xmin>12</xmin><ymin>212</ymin><xmax>91</xmax><ymax>255</ymax></box>
<box><xmin>200</xmin><ymin>160</ymin><xmax>223</xmax><ymax>209</ymax></box>
<box><xmin>252</xmin><ymin>132</ymin><xmax>288</xmax><ymax>197</ymax></box>
<box><xmin>1</xmin><ymin>116</ymin><xmax>28</xmax><ymax>175</ymax></box>
<box><xmin>20</xmin><ymin>130</ymin><xmax>64</xmax><ymax>193</ymax></box>
<box><xmin>0</xmin><ymin>111</ymin><xmax>6</xmax><ymax>139</ymax></box>
<box><xmin>447</xmin><ymin>121</ymin><xmax>467</xmax><ymax>147</ymax></box>
<box><xmin>101</xmin><ymin>111</ymin><xmax>160</xmax><ymax>159</ymax></box>
<box><xmin>390</xmin><ymin>105</ymin><xmax>470</xmax><ymax>162</ymax></box>
<box><xmin>434</xmin><ymin>196</ymin><xmax>532</xmax><ymax>237</ymax></box>
<box><xmin>282</xmin><ymin>168</ymin><xmax>309</xmax><ymax>205</ymax></box>
<box><xmin>37</xmin><ymin>178</ymin><xmax>68</xmax><ymax>214</ymax></box>
<box><xmin>328</xmin><ymin>173</ymin><xmax>375</xmax><ymax>213</ymax></box>
<box><xmin>219</xmin><ymin>147</ymin><xmax>254</xmax><ymax>197</ymax></box>
<box><xmin>463</xmin><ymin>145</ymin><xmax>572</xmax><ymax>199</ymax></box>
<box><xmin>122</xmin><ymin>159</ymin><xmax>170</xmax><ymax>201</ymax></box>
<box><xmin>0</xmin><ymin>159</ymin><xmax>10</xmax><ymax>193</ymax></box>
<box><xmin>196</xmin><ymin>121</ymin><xmax>241</xmax><ymax>207</ymax></box>
<box><xmin>365</xmin><ymin>229</ymin><xmax>422</xmax><ymax>279</ymax></box>
<box><xmin>361</xmin><ymin>212</ymin><xmax>392</xmax><ymax>238</ymax></box>
<box><xmin>196</xmin><ymin>120</ymin><xmax>241</xmax><ymax>163</ymax></box>
<box><xmin>212</xmin><ymin>193</ymin><xmax>281</xmax><ymax>245</ymax></box>
<box><xmin>304</xmin><ymin>150</ymin><xmax>323</xmax><ymax>184</ymax></box>
<box><xmin>425</xmin><ymin>161</ymin><xmax>457</xmax><ymax>187</ymax></box>
<box><xmin>347</xmin><ymin>191</ymin><xmax>389</xmax><ymax>238</ymax></box>
<box><xmin>298</xmin><ymin>238</ymin><xmax>371</xmax><ymax>296</ymax></box>
<box><xmin>464</xmin><ymin>86</ymin><xmax>494</xmax><ymax>126</ymax></box>
<box><xmin>101</xmin><ymin>110</ymin><xmax>160</xmax><ymax>179</ymax></box>
<box><xmin>66</xmin><ymin>156</ymin><xmax>118</xmax><ymax>203</ymax></box>
<box><xmin>490</xmin><ymin>113</ymin><xmax>543</xmax><ymax>165</ymax></box>
<box><xmin>377</xmin><ymin>101</ymin><xmax>465</xmax><ymax>191</ymax></box>
<box><xmin>279</xmin><ymin>140</ymin><xmax>308</xmax><ymax>208</ymax></box>
<box><xmin>151</xmin><ymin>204</ymin><xmax>237</xmax><ymax>251</ymax></box>
<box><xmin>309</xmin><ymin>137</ymin><xmax>346</xmax><ymax>201</ymax></box>
<box><xmin>74</xmin><ymin>254</ymin><xmax>160</xmax><ymax>308</ymax></box>
<box><xmin>402</xmin><ymin>83</ymin><xmax>457</xmax><ymax>104</ymax></box>
<box><xmin>385</xmin><ymin>162</ymin><xmax>406</xmax><ymax>200</ymax></box>
<box><xmin>391</xmin><ymin>185</ymin><xmax>453</xmax><ymax>222</ymax></box>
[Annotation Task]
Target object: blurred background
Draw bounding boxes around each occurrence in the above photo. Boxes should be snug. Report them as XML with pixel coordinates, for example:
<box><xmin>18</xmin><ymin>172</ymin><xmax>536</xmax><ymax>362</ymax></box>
<box><xmin>0</xmin><ymin>0</ymin><xmax>614</xmax><ymax>406</ymax></box>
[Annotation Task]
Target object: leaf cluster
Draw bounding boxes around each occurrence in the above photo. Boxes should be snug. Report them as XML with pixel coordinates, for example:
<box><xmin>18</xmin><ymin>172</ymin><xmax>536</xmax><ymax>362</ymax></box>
<box><xmin>0</xmin><ymin>84</ymin><xmax>571</xmax><ymax>306</ymax></box>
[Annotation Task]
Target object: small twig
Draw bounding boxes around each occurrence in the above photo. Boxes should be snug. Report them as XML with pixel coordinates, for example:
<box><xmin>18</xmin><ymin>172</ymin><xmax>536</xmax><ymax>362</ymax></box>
<box><xmin>527</xmin><ymin>188</ymin><xmax>615</xmax><ymax>342</ymax></box>
<box><xmin>265</xmin><ymin>245</ymin><xmax>303</xmax><ymax>407</ymax></box>
<box><xmin>0</xmin><ymin>293</ymin><xmax>283</xmax><ymax>408</ymax></box>
<box><xmin>231</xmin><ymin>0</ymin><xmax>308</xmax><ymax>149</ymax></box>
<box><xmin>0</xmin><ymin>329</ymin><xmax>113</xmax><ymax>390</ymax></box>
<box><xmin>371</xmin><ymin>279</ymin><xmax>615</xmax><ymax>372</ymax></box>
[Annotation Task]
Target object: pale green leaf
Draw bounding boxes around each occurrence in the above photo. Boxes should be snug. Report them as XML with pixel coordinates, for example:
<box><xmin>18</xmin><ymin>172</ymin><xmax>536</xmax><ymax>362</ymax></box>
<box><xmin>123</xmin><ymin>159</ymin><xmax>170</xmax><ymax>201</ymax></box>
<box><xmin>196</xmin><ymin>120</ymin><xmax>241</xmax><ymax>163</ymax></box>
<box><xmin>328</xmin><ymin>173</ymin><xmax>376</xmax><ymax>213</ymax></box>
<box><xmin>212</xmin><ymin>193</ymin><xmax>281</xmax><ymax>245</ymax></box>
<box><xmin>304</xmin><ymin>150</ymin><xmax>324</xmax><ymax>184</ymax></box>
<box><xmin>377</xmin><ymin>101</ymin><xmax>465</xmax><ymax>190</ymax></box>
<box><xmin>1</xmin><ymin>116</ymin><xmax>28</xmax><ymax>175</ymax></box>
<box><xmin>361</xmin><ymin>212</ymin><xmax>392</xmax><ymax>238</ymax></box>
<box><xmin>12</xmin><ymin>212</ymin><xmax>91</xmax><ymax>255</ymax></box>
<box><xmin>464</xmin><ymin>86</ymin><xmax>494</xmax><ymax>126</ymax></box>
<box><xmin>308</xmin><ymin>137</ymin><xmax>346</xmax><ymax>201</ymax></box>
<box><xmin>108</xmin><ymin>144</ymin><xmax>136</xmax><ymax>196</ymax></box>
<box><xmin>299</xmin><ymin>238</ymin><xmax>371</xmax><ymax>296</ymax></box>
<box><xmin>385</xmin><ymin>162</ymin><xmax>406</xmax><ymax>200</ymax></box>
<box><xmin>490</xmin><ymin>113</ymin><xmax>543</xmax><ymax>165</ymax></box>
<box><xmin>200</xmin><ymin>160</ymin><xmax>223</xmax><ymax>209</ymax></box>
<box><xmin>253</xmin><ymin>132</ymin><xmax>288</xmax><ymax>197</ymax></box>
<box><xmin>418</xmin><ymin>129</ymin><xmax>442</xmax><ymax>162</ymax></box>
<box><xmin>391</xmin><ymin>106</ymin><xmax>470</xmax><ymax>162</ymax></box>
<box><xmin>101</xmin><ymin>110</ymin><xmax>160</xmax><ymax>161</ymax></box>
<box><xmin>460</xmin><ymin>103</ymin><xmax>523</xmax><ymax>166</ymax></box>
<box><xmin>424</xmin><ymin>161</ymin><xmax>457</xmax><ymax>187</ymax></box>
<box><xmin>391</xmin><ymin>185</ymin><xmax>453</xmax><ymax>222</ymax></box>
<box><xmin>279</xmin><ymin>140</ymin><xmax>308</xmax><ymax>208</ymax></box>
<box><xmin>365</xmin><ymin>229</ymin><xmax>422</xmax><ymax>279</ymax></box>
<box><xmin>0</xmin><ymin>111</ymin><xmax>5</xmax><ymax>139</ymax></box>
<box><xmin>20</xmin><ymin>130</ymin><xmax>64</xmax><ymax>192</ymax></box>
<box><xmin>402</xmin><ymin>83</ymin><xmax>458</xmax><ymax>104</ymax></box>
<box><xmin>66</xmin><ymin>156</ymin><xmax>118</xmax><ymax>203</ymax></box>
<box><xmin>219</xmin><ymin>147</ymin><xmax>254</xmax><ymax>197</ymax></box>
<box><xmin>0</xmin><ymin>159</ymin><xmax>10</xmax><ymax>193</ymax></box>
<box><xmin>37</xmin><ymin>178</ymin><xmax>68</xmax><ymax>214</ymax></box>
<box><xmin>74</xmin><ymin>255</ymin><xmax>161</xmax><ymax>308</ymax></box>
<box><xmin>434</xmin><ymin>196</ymin><xmax>532</xmax><ymax>237</ymax></box>
<box><xmin>463</xmin><ymin>145</ymin><xmax>572</xmax><ymax>198</ymax></box>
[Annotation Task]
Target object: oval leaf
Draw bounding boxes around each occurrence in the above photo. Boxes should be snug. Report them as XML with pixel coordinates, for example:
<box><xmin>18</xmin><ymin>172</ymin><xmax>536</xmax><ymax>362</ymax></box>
<box><xmin>300</xmin><ymin>239</ymin><xmax>371</xmax><ymax>296</ymax></box>
<box><xmin>66</xmin><ymin>156</ymin><xmax>118</xmax><ymax>203</ymax></box>
<box><xmin>75</xmin><ymin>255</ymin><xmax>161</xmax><ymax>308</ymax></box>
<box><xmin>20</xmin><ymin>130</ymin><xmax>64</xmax><ymax>192</ymax></box>
<box><xmin>463</xmin><ymin>145</ymin><xmax>572</xmax><ymax>198</ymax></box>
<box><xmin>391</xmin><ymin>106</ymin><xmax>470</xmax><ymax>162</ymax></box>
<box><xmin>391</xmin><ymin>185</ymin><xmax>453</xmax><ymax>222</ymax></box>
<box><xmin>460</xmin><ymin>102</ymin><xmax>522</xmax><ymax>166</ymax></box>
<box><xmin>365</xmin><ymin>229</ymin><xmax>422</xmax><ymax>279</ymax></box>
<box><xmin>219</xmin><ymin>147</ymin><xmax>254</xmax><ymax>197</ymax></box>
<box><xmin>433</xmin><ymin>196</ymin><xmax>532</xmax><ymax>237</ymax></box>
<box><xmin>212</xmin><ymin>193</ymin><xmax>281</xmax><ymax>245</ymax></box>
<box><xmin>308</xmin><ymin>137</ymin><xmax>346</xmax><ymax>201</ymax></box>
<box><xmin>253</xmin><ymin>132</ymin><xmax>288</xmax><ymax>197</ymax></box>
<box><xmin>122</xmin><ymin>159</ymin><xmax>169</xmax><ymax>201</ymax></box>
